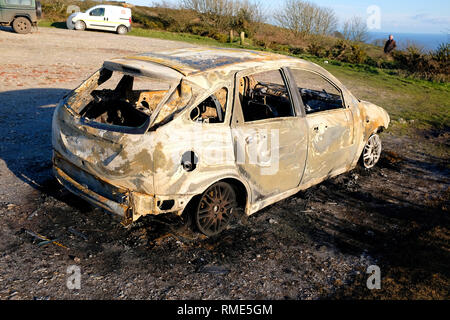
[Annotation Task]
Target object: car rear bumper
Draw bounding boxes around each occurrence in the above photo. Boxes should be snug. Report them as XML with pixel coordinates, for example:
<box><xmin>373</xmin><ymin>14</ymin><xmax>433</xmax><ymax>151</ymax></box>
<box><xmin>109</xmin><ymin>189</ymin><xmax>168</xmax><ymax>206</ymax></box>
<box><xmin>52</xmin><ymin>151</ymin><xmax>191</xmax><ymax>223</ymax></box>
<box><xmin>53</xmin><ymin>152</ymin><xmax>130</xmax><ymax>217</ymax></box>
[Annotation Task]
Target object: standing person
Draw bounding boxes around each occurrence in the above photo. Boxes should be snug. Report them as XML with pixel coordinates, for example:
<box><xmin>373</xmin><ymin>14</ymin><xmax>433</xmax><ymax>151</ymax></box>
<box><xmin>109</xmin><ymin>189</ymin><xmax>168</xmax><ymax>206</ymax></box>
<box><xmin>384</xmin><ymin>35</ymin><xmax>397</xmax><ymax>54</ymax></box>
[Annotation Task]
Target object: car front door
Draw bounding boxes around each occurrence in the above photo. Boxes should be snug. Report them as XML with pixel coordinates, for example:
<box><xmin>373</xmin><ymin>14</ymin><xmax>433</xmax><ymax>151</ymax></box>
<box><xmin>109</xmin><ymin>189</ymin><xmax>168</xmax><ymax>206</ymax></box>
<box><xmin>231</xmin><ymin>68</ymin><xmax>308</xmax><ymax>206</ymax></box>
<box><xmin>288</xmin><ymin>68</ymin><xmax>355</xmax><ymax>186</ymax></box>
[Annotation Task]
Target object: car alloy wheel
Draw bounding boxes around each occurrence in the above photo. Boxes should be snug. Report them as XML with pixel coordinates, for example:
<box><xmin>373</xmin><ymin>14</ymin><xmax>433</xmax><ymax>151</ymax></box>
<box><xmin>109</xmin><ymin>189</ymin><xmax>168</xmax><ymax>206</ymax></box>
<box><xmin>195</xmin><ymin>182</ymin><xmax>237</xmax><ymax>236</ymax></box>
<box><xmin>362</xmin><ymin>134</ymin><xmax>382</xmax><ymax>169</ymax></box>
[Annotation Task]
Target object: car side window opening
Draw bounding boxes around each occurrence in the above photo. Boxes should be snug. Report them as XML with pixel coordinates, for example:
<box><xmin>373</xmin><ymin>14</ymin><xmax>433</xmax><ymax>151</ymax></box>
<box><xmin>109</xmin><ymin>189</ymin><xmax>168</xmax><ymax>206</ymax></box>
<box><xmin>239</xmin><ymin>69</ymin><xmax>295</xmax><ymax>122</ymax></box>
<box><xmin>290</xmin><ymin>69</ymin><xmax>344</xmax><ymax>115</ymax></box>
<box><xmin>190</xmin><ymin>87</ymin><xmax>228</xmax><ymax>124</ymax></box>
<box><xmin>90</xmin><ymin>8</ymin><xmax>105</xmax><ymax>16</ymax></box>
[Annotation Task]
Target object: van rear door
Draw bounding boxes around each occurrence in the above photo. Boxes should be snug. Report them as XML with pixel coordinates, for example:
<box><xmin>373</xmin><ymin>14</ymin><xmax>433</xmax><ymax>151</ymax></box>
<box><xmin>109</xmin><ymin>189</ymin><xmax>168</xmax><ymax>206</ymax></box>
<box><xmin>115</xmin><ymin>7</ymin><xmax>131</xmax><ymax>28</ymax></box>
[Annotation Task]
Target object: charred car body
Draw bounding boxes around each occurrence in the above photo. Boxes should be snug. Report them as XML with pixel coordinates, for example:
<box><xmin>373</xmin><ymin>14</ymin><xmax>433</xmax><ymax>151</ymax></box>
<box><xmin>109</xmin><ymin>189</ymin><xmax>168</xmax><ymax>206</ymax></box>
<box><xmin>52</xmin><ymin>48</ymin><xmax>390</xmax><ymax>236</ymax></box>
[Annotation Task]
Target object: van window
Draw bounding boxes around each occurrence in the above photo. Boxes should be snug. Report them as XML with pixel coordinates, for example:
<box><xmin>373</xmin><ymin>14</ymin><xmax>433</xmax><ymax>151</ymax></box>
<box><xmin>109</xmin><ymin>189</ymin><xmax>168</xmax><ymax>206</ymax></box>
<box><xmin>190</xmin><ymin>88</ymin><xmax>228</xmax><ymax>123</ymax></box>
<box><xmin>6</xmin><ymin>0</ymin><xmax>32</xmax><ymax>5</ymax></box>
<box><xmin>89</xmin><ymin>8</ymin><xmax>105</xmax><ymax>17</ymax></box>
<box><xmin>239</xmin><ymin>70</ymin><xmax>294</xmax><ymax>122</ymax></box>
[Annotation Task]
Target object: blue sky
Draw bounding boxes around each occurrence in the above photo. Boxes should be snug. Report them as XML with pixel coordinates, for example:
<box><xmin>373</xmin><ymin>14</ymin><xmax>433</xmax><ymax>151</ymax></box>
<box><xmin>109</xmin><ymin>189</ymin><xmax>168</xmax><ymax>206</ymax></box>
<box><xmin>124</xmin><ymin>0</ymin><xmax>450</xmax><ymax>34</ymax></box>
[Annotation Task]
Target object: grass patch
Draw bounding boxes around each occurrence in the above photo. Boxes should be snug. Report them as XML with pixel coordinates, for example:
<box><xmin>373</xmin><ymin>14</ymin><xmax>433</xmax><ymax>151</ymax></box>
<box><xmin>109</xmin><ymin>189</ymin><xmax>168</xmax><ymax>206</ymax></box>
<box><xmin>318</xmin><ymin>61</ymin><xmax>450</xmax><ymax>131</ymax></box>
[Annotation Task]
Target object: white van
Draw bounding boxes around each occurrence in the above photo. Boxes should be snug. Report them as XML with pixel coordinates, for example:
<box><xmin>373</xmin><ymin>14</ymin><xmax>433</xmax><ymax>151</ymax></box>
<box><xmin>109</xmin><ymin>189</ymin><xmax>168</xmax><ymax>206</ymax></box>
<box><xmin>67</xmin><ymin>5</ymin><xmax>132</xmax><ymax>35</ymax></box>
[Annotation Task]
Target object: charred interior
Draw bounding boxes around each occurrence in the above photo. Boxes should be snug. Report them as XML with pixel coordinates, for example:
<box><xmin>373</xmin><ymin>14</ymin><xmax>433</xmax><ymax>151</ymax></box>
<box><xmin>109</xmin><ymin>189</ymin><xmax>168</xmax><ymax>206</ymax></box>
<box><xmin>300</xmin><ymin>88</ymin><xmax>343</xmax><ymax>114</ymax></box>
<box><xmin>239</xmin><ymin>75</ymin><xmax>294</xmax><ymax>122</ymax></box>
<box><xmin>80</xmin><ymin>70</ymin><xmax>169</xmax><ymax>128</ymax></box>
<box><xmin>238</xmin><ymin>70</ymin><xmax>344</xmax><ymax>120</ymax></box>
<box><xmin>190</xmin><ymin>87</ymin><xmax>227</xmax><ymax>124</ymax></box>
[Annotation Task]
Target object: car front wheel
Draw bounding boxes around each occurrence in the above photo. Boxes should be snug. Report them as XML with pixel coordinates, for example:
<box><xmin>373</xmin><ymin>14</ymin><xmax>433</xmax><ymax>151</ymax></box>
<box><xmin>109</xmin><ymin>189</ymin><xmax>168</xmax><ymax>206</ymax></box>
<box><xmin>195</xmin><ymin>182</ymin><xmax>237</xmax><ymax>236</ymax></box>
<box><xmin>362</xmin><ymin>133</ymin><xmax>382</xmax><ymax>169</ymax></box>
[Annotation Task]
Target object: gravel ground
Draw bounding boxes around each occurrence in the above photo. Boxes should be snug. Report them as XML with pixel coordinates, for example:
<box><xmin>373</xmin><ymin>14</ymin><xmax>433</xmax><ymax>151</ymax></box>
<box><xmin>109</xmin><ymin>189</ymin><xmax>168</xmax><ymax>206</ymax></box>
<box><xmin>0</xmin><ymin>27</ymin><xmax>449</xmax><ymax>300</ymax></box>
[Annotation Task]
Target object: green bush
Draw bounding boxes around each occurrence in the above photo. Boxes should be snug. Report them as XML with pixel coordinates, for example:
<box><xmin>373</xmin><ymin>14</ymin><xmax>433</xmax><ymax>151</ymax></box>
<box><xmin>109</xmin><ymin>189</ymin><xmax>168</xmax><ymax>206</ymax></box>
<box><xmin>254</xmin><ymin>39</ymin><xmax>267</xmax><ymax>48</ymax></box>
<box><xmin>348</xmin><ymin>44</ymin><xmax>367</xmax><ymax>64</ymax></box>
<box><xmin>326</xmin><ymin>40</ymin><xmax>349</xmax><ymax>60</ymax></box>
<box><xmin>307</xmin><ymin>43</ymin><xmax>326</xmax><ymax>57</ymax></box>
<box><xmin>213</xmin><ymin>32</ymin><xmax>229</xmax><ymax>43</ymax></box>
<box><xmin>288</xmin><ymin>46</ymin><xmax>305</xmax><ymax>55</ymax></box>
<box><xmin>133</xmin><ymin>12</ymin><xmax>165</xmax><ymax>29</ymax></box>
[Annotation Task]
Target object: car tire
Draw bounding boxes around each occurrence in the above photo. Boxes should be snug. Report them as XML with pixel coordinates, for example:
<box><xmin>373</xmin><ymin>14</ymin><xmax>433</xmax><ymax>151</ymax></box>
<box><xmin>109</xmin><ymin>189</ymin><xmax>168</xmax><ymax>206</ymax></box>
<box><xmin>360</xmin><ymin>133</ymin><xmax>382</xmax><ymax>169</ymax></box>
<box><xmin>74</xmin><ymin>20</ymin><xmax>86</xmax><ymax>31</ymax></box>
<box><xmin>195</xmin><ymin>182</ymin><xmax>238</xmax><ymax>236</ymax></box>
<box><xmin>12</xmin><ymin>17</ymin><xmax>32</xmax><ymax>34</ymax></box>
<box><xmin>116</xmin><ymin>25</ymin><xmax>128</xmax><ymax>35</ymax></box>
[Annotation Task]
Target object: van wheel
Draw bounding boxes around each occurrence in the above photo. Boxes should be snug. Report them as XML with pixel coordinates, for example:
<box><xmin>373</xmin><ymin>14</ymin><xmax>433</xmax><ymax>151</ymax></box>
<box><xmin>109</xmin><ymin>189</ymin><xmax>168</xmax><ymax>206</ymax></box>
<box><xmin>195</xmin><ymin>182</ymin><xmax>237</xmax><ymax>236</ymax></box>
<box><xmin>12</xmin><ymin>17</ymin><xmax>32</xmax><ymax>34</ymax></box>
<box><xmin>117</xmin><ymin>25</ymin><xmax>128</xmax><ymax>35</ymax></box>
<box><xmin>74</xmin><ymin>20</ymin><xmax>86</xmax><ymax>31</ymax></box>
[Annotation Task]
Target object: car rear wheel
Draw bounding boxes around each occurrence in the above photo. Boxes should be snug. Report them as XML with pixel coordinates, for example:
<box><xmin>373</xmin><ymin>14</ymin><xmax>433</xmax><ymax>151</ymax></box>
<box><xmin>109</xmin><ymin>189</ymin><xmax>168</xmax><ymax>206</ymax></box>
<box><xmin>362</xmin><ymin>134</ymin><xmax>382</xmax><ymax>169</ymax></box>
<box><xmin>195</xmin><ymin>182</ymin><xmax>237</xmax><ymax>236</ymax></box>
<box><xmin>12</xmin><ymin>17</ymin><xmax>32</xmax><ymax>34</ymax></box>
<box><xmin>117</xmin><ymin>25</ymin><xmax>128</xmax><ymax>35</ymax></box>
<box><xmin>74</xmin><ymin>20</ymin><xmax>86</xmax><ymax>31</ymax></box>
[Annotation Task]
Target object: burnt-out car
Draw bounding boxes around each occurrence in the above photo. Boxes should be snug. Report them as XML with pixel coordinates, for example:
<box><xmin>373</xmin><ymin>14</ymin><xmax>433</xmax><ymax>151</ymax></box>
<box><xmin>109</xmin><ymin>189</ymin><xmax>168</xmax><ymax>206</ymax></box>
<box><xmin>52</xmin><ymin>48</ymin><xmax>390</xmax><ymax>236</ymax></box>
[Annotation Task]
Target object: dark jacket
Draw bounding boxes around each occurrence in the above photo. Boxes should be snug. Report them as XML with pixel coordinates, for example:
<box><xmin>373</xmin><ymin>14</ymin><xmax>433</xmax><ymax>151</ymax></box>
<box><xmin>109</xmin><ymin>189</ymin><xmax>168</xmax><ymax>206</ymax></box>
<box><xmin>384</xmin><ymin>39</ymin><xmax>397</xmax><ymax>53</ymax></box>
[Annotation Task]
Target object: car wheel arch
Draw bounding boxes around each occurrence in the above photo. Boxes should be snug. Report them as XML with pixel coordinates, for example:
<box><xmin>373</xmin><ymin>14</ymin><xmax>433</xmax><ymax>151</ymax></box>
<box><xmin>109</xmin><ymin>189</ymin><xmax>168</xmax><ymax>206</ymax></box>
<box><xmin>184</xmin><ymin>177</ymin><xmax>250</xmax><ymax>216</ymax></box>
<box><xmin>12</xmin><ymin>15</ymin><xmax>32</xmax><ymax>24</ymax></box>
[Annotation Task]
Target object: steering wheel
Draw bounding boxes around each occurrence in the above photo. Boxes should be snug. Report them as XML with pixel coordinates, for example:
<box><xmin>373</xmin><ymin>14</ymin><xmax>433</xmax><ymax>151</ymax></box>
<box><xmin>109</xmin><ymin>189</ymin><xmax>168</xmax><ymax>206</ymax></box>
<box><xmin>210</xmin><ymin>95</ymin><xmax>223</xmax><ymax>122</ymax></box>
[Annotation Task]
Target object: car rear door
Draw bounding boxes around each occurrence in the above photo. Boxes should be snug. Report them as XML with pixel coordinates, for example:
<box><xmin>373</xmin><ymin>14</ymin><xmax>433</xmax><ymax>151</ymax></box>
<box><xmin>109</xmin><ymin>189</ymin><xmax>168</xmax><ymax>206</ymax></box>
<box><xmin>288</xmin><ymin>67</ymin><xmax>355</xmax><ymax>186</ymax></box>
<box><xmin>231</xmin><ymin>68</ymin><xmax>308</xmax><ymax>204</ymax></box>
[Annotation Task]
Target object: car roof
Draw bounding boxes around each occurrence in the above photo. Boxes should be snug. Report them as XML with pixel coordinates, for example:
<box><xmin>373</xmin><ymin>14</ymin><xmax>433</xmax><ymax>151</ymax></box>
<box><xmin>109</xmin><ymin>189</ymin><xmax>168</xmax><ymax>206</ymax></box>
<box><xmin>105</xmin><ymin>47</ymin><xmax>311</xmax><ymax>76</ymax></box>
<box><xmin>103</xmin><ymin>47</ymin><xmax>336</xmax><ymax>89</ymax></box>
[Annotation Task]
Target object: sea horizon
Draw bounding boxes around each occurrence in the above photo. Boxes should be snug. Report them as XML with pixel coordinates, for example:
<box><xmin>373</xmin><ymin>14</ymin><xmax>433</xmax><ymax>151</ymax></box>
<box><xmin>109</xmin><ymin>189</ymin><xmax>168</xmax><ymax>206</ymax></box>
<box><xmin>367</xmin><ymin>31</ymin><xmax>449</xmax><ymax>51</ymax></box>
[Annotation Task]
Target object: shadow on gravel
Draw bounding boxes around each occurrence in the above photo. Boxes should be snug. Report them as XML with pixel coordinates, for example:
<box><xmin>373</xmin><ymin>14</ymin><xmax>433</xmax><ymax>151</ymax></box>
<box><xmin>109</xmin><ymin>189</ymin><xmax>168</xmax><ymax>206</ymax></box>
<box><xmin>50</xmin><ymin>22</ymin><xmax>68</xmax><ymax>29</ymax></box>
<box><xmin>297</xmin><ymin>155</ymin><xmax>450</xmax><ymax>299</ymax></box>
<box><xmin>0</xmin><ymin>26</ymin><xmax>14</xmax><ymax>33</ymax></box>
<box><xmin>0</xmin><ymin>88</ymin><xmax>69</xmax><ymax>191</ymax></box>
